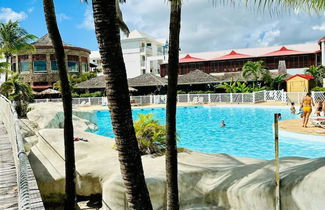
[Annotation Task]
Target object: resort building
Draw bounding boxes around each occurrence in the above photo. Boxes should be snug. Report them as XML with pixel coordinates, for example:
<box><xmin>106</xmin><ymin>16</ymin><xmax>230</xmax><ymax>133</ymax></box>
<box><xmin>160</xmin><ymin>36</ymin><xmax>325</xmax><ymax>78</ymax></box>
<box><xmin>12</xmin><ymin>34</ymin><xmax>91</xmax><ymax>90</ymax></box>
<box><xmin>90</xmin><ymin>30</ymin><xmax>168</xmax><ymax>78</ymax></box>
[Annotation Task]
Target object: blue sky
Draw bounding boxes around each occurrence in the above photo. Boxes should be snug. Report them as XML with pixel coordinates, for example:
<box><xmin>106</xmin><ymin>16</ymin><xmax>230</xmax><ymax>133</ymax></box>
<box><xmin>1</xmin><ymin>0</ymin><xmax>324</xmax><ymax>52</ymax></box>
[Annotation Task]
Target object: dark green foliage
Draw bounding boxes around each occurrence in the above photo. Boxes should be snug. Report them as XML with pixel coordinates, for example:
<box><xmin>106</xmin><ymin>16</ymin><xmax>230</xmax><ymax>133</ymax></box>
<box><xmin>0</xmin><ymin>73</ymin><xmax>33</xmax><ymax>117</ymax></box>
<box><xmin>134</xmin><ymin>113</ymin><xmax>168</xmax><ymax>155</ymax></box>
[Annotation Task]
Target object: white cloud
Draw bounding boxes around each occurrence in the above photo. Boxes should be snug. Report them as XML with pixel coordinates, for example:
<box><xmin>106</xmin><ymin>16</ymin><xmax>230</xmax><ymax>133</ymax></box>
<box><xmin>78</xmin><ymin>7</ymin><xmax>94</xmax><ymax>30</ymax></box>
<box><xmin>312</xmin><ymin>23</ymin><xmax>325</xmax><ymax>31</ymax></box>
<box><xmin>57</xmin><ymin>13</ymin><xmax>70</xmax><ymax>22</ymax></box>
<box><xmin>0</xmin><ymin>8</ymin><xmax>27</xmax><ymax>22</ymax></box>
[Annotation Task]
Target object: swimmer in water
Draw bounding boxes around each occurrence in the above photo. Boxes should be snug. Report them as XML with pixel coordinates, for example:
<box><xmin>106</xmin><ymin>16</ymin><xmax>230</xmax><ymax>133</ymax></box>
<box><xmin>220</xmin><ymin>120</ymin><xmax>226</xmax><ymax>127</ymax></box>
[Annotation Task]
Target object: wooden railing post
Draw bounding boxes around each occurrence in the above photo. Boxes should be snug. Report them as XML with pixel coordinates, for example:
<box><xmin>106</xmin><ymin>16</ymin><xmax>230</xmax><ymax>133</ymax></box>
<box><xmin>274</xmin><ymin>113</ymin><xmax>280</xmax><ymax>210</ymax></box>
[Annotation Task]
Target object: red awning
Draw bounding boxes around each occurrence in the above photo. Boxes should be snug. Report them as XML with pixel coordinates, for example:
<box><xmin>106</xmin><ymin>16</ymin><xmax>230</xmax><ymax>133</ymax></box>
<box><xmin>213</xmin><ymin>50</ymin><xmax>251</xmax><ymax>60</ymax></box>
<box><xmin>285</xmin><ymin>74</ymin><xmax>314</xmax><ymax>81</ymax></box>
<box><xmin>32</xmin><ymin>85</ymin><xmax>53</xmax><ymax>90</ymax></box>
<box><xmin>179</xmin><ymin>54</ymin><xmax>205</xmax><ymax>63</ymax></box>
<box><xmin>263</xmin><ymin>46</ymin><xmax>306</xmax><ymax>57</ymax></box>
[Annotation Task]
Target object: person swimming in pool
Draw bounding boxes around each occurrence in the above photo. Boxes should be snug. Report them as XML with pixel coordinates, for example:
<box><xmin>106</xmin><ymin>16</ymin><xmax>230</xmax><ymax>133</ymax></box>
<box><xmin>301</xmin><ymin>92</ymin><xmax>315</xmax><ymax>127</ymax></box>
<box><xmin>220</xmin><ymin>120</ymin><xmax>226</xmax><ymax>127</ymax></box>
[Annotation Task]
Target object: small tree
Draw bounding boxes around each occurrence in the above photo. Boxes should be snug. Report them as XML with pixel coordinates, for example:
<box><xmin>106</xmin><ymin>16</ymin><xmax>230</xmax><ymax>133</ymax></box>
<box><xmin>242</xmin><ymin>61</ymin><xmax>267</xmax><ymax>87</ymax></box>
<box><xmin>134</xmin><ymin>113</ymin><xmax>167</xmax><ymax>155</ymax></box>
<box><xmin>0</xmin><ymin>73</ymin><xmax>33</xmax><ymax>117</ymax></box>
<box><xmin>305</xmin><ymin>65</ymin><xmax>325</xmax><ymax>86</ymax></box>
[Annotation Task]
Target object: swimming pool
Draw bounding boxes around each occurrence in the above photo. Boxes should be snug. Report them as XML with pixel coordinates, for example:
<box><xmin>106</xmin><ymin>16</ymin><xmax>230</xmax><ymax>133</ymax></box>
<box><xmin>91</xmin><ymin>106</ymin><xmax>325</xmax><ymax>159</ymax></box>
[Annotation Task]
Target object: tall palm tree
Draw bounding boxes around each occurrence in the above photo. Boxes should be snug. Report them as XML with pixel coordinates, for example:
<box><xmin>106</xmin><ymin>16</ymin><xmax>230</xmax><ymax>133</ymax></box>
<box><xmin>0</xmin><ymin>21</ymin><xmax>36</xmax><ymax>81</ymax></box>
<box><xmin>165</xmin><ymin>1</ymin><xmax>181</xmax><ymax>209</ymax></box>
<box><xmin>242</xmin><ymin>60</ymin><xmax>267</xmax><ymax>87</ymax></box>
<box><xmin>42</xmin><ymin>0</ymin><xmax>76</xmax><ymax>209</ymax></box>
<box><xmin>89</xmin><ymin>0</ymin><xmax>152</xmax><ymax>209</ymax></box>
<box><xmin>305</xmin><ymin>65</ymin><xmax>325</xmax><ymax>86</ymax></box>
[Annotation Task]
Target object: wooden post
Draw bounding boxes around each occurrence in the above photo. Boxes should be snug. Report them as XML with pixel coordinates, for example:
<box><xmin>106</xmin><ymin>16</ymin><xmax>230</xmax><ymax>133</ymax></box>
<box><xmin>274</xmin><ymin>113</ymin><xmax>280</xmax><ymax>210</ymax></box>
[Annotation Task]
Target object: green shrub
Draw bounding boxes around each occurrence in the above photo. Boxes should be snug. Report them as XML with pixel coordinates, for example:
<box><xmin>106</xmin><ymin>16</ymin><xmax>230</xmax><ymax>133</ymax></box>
<box><xmin>134</xmin><ymin>113</ymin><xmax>167</xmax><ymax>155</ymax></box>
<box><xmin>312</xmin><ymin>86</ymin><xmax>325</xmax><ymax>91</ymax></box>
<box><xmin>177</xmin><ymin>90</ymin><xmax>186</xmax><ymax>94</ymax></box>
<box><xmin>79</xmin><ymin>91</ymin><xmax>102</xmax><ymax>97</ymax></box>
<box><xmin>72</xmin><ymin>92</ymin><xmax>79</xmax><ymax>98</ymax></box>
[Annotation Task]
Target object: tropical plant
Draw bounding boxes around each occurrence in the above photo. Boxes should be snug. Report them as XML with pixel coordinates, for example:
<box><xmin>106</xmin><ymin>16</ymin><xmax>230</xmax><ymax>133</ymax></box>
<box><xmin>312</xmin><ymin>86</ymin><xmax>325</xmax><ymax>91</ymax></box>
<box><xmin>0</xmin><ymin>73</ymin><xmax>33</xmax><ymax>117</ymax></box>
<box><xmin>242</xmin><ymin>60</ymin><xmax>267</xmax><ymax>87</ymax></box>
<box><xmin>53</xmin><ymin>74</ymin><xmax>78</xmax><ymax>92</ymax></box>
<box><xmin>0</xmin><ymin>56</ymin><xmax>12</xmax><ymax>75</ymax></box>
<box><xmin>269</xmin><ymin>73</ymin><xmax>287</xmax><ymax>90</ymax></box>
<box><xmin>133</xmin><ymin>114</ymin><xmax>167</xmax><ymax>155</ymax></box>
<box><xmin>86</xmin><ymin>0</ymin><xmax>153</xmax><ymax>209</ymax></box>
<box><xmin>216</xmin><ymin>78</ymin><xmax>267</xmax><ymax>93</ymax></box>
<box><xmin>0</xmin><ymin>21</ymin><xmax>36</xmax><ymax>81</ymax></box>
<box><xmin>305</xmin><ymin>65</ymin><xmax>325</xmax><ymax>86</ymax></box>
<box><xmin>42</xmin><ymin>0</ymin><xmax>76</xmax><ymax>208</ymax></box>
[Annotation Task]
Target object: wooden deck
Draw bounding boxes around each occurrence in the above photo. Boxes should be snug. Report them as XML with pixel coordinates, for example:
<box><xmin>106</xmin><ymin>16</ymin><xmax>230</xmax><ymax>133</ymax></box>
<box><xmin>0</xmin><ymin>121</ymin><xmax>45</xmax><ymax>209</ymax></box>
<box><xmin>0</xmin><ymin>121</ymin><xmax>18</xmax><ymax>209</ymax></box>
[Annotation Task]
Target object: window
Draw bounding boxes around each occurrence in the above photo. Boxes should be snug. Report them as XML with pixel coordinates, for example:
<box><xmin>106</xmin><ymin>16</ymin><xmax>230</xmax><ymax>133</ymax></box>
<box><xmin>19</xmin><ymin>61</ymin><xmax>29</xmax><ymax>72</ymax></box>
<box><xmin>142</xmin><ymin>69</ymin><xmax>146</xmax><ymax>74</ymax></box>
<box><xmin>68</xmin><ymin>61</ymin><xmax>79</xmax><ymax>72</ymax></box>
<box><xmin>34</xmin><ymin>61</ymin><xmax>47</xmax><ymax>72</ymax></box>
<box><xmin>146</xmin><ymin>43</ymin><xmax>152</xmax><ymax>48</ymax></box>
<box><xmin>51</xmin><ymin>61</ymin><xmax>58</xmax><ymax>71</ymax></box>
<box><xmin>81</xmin><ymin>63</ymin><xmax>88</xmax><ymax>72</ymax></box>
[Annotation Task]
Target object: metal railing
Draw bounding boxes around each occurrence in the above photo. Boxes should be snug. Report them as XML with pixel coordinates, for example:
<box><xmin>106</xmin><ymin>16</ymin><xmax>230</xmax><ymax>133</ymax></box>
<box><xmin>0</xmin><ymin>95</ymin><xmax>44</xmax><ymax>210</ymax></box>
<box><xmin>33</xmin><ymin>91</ymin><xmax>325</xmax><ymax>106</ymax></box>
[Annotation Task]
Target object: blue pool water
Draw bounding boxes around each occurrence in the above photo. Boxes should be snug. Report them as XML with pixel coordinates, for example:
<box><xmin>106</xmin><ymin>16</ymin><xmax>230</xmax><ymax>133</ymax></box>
<box><xmin>91</xmin><ymin>106</ymin><xmax>325</xmax><ymax>160</ymax></box>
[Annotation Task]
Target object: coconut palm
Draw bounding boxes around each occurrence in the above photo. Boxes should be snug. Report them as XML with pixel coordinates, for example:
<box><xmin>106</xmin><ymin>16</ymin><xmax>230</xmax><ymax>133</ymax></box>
<box><xmin>305</xmin><ymin>65</ymin><xmax>325</xmax><ymax>86</ymax></box>
<box><xmin>242</xmin><ymin>61</ymin><xmax>267</xmax><ymax>87</ymax></box>
<box><xmin>87</xmin><ymin>0</ymin><xmax>152</xmax><ymax>209</ymax></box>
<box><xmin>0</xmin><ymin>21</ymin><xmax>36</xmax><ymax>81</ymax></box>
<box><xmin>42</xmin><ymin>0</ymin><xmax>76</xmax><ymax>208</ymax></box>
<box><xmin>165</xmin><ymin>1</ymin><xmax>182</xmax><ymax>209</ymax></box>
<box><xmin>0</xmin><ymin>73</ymin><xmax>33</xmax><ymax>117</ymax></box>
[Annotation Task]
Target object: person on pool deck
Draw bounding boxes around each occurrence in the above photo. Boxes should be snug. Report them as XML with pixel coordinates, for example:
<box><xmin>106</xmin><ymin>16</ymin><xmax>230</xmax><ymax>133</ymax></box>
<box><xmin>220</xmin><ymin>120</ymin><xmax>226</xmax><ymax>127</ymax></box>
<box><xmin>316</xmin><ymin>98</ymin><xmax>323</xmax><ymax>117</ymax></box>
<box><xmin>301</xmin><ymin>92</ymin><xmax>315</xmax><ymax>127</ymax></box>
<box><xmin>290</xmin><ymin>102</ymin><xmax>296</xmax><ymax>114</ymax></box>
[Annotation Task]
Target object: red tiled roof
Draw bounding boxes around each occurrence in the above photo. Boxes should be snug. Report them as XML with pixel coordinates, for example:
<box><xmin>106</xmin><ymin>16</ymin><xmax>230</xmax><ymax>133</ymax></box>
<box><xmin>285</xmin><ymin>74</ymin><xmax>314</xmax><ymax>81</ymax></box>
<box><xmin>32</xmin><ymin>85</ymin><xmax>53</xmax><ymax>90</ymax></box>
<box><xmin>179</xmin><ymin>54</ymin><xmax>205</xmax><ymax>63</ymax></box>
<box><xmin>213</xmin><ymin>50</ymin><xmax>251</xmax><ymax>60</ymax></box>
<box><xmin>263</xmin><ymin>46</ymin><xmax>307</xmax><ymax>56</ymax></box>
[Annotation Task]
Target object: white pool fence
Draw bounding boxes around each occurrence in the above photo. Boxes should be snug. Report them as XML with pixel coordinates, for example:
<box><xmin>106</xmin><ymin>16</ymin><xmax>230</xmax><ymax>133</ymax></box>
<box><xmin>33</xmin><ymin>90</ymin><xmax>325</xmax><ymax>106</ymax></box>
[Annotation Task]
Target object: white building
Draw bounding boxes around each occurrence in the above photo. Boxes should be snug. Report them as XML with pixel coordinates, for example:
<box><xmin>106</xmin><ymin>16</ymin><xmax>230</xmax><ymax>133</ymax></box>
<box><xmin>90</xmin><ymin>30</ymin><xmax>168</xmax><ymax>78</ymax></box>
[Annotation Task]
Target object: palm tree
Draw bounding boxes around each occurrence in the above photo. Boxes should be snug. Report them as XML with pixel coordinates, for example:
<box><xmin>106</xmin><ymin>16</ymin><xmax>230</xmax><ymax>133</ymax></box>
<box><xmin>0</xmin><ymin>21</ymin><xmax>36</xmax><ymax>81</ymax></box>
<box><xmin>0</xmin><ymin>73</ymin><xmax>33</xmax><ymax>117</ymax></box>
<box><xmin>88</xmin><ymin>0</ymin><xmax>152</xmax><ymax>209</ymax></box>
<box><xmin>270</xmin><ymin>73</ymin><xmax>287</xmax><ymax>90</ymax></box>
<box><xmin>42</xmin><ymin>0</ymin><xmax>76</xmax><ymax>208</ymax></box>
<box><xmin>242</xmin><ymin>60</ymin><xmax>267</xmax><ymax>87</ymax></box>
<box><xmin>165</xmin><ymin>1</ymin><xmax>182</xmax><ymax>209</ymax></box>
<box><xmin>305</xmin><ymin>65</ymin><xmax>325</xmax><ymax>86</ymax></box>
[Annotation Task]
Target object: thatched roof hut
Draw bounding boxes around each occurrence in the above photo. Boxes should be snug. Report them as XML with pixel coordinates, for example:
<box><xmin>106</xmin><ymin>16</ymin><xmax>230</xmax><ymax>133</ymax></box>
<box><xmin>178</xmin><ymin>70</ymin><xmax>219</xmax><ymax>85</ymax></box>
<box><xmin>127</xmin><ymin>73</ymin><xmax>167</xmax><ymax>87</ymax></box>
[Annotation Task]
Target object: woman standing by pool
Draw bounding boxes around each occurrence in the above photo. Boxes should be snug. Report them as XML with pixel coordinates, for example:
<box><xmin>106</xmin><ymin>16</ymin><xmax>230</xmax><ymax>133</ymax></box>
<box><xmin>301</xmin><ymin>92</ymin><xmax>315</xmax><ymax>127</ymax></box>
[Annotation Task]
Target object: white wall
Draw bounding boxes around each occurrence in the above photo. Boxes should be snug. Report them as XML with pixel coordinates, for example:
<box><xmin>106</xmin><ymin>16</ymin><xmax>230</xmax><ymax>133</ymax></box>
<box><xmin>321</xmin><ymin>41</ymin><xmax>325</xmax><ymax>66</ymax></box>
<box><xmin>123</xmin><ymin>53</ymin><xmax>141</xmax><ymax>78</ymax></box>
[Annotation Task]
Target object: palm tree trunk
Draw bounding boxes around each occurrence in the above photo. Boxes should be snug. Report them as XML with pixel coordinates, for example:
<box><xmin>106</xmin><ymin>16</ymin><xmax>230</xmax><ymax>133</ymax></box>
<box><xmin>91</xmin><ymin>0</ymin><xmax>152</xmax><ymax>209</ymax></box>
<box><xmin>166</xmin><ymin>1</ymin><xmax>181</xmax><ymax>210</ymax></box>
<box><xmin>42</xmin><ymin>0</ymin><xmax>76</xmax><ymax>209</ymax></box>
<box><xmin>5</xmin><ymin>55</ymin><xmax>9</xmax><ymax>81</ymax></box>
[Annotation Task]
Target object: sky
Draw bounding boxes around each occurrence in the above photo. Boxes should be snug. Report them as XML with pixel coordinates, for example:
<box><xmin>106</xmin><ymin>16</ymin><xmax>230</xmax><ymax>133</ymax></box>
<box><xmin>0</xmin><ymin>0</ymin><xmax>324</xmax><ymax>53</ymax></box>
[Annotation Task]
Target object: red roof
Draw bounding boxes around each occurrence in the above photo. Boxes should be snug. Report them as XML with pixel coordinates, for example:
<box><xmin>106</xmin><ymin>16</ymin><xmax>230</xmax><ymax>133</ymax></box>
<box><xmin>263</xmin><ymin>46</ymin><xmax>306</xmax><ymax>56</ymax></box>
<box><xmin>285</xmin><ymin>74</ymin><xmax>314</xmax><ymax>81</ymax></box>
<box><xmin>179</xmin><ymin>54</ymin><xmax>204</xmax><ymax>63</ymax></box>
<box><xmin>213</xmin><ymin>50</ymin><xmax>251</xmax><ymax>60</ymax></box>
<box><xmin>32</xmin><ymin>85</ymin><xmax>53</xmax><ymax>90</ymax></box>
<box><xmin>318</xmin><ymin>36</ymin><xmax>325</xmax><ymax>44</ymax></box>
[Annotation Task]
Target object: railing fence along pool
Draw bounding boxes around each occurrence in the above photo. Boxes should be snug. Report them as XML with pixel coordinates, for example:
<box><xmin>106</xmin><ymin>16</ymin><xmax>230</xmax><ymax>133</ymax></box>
<box><xmin>0</xmin><ymin>95</ymin><xmax>44</xmax><ymax>209</ymax></box>
<box><xmin>33</xmin><ymin>91</ymin><xmax>325</xmax><ymax>105</ymax></box>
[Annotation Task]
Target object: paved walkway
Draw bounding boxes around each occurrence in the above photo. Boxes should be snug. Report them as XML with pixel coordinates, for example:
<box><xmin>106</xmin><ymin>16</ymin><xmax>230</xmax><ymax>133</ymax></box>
<box><xmin>0</xmin><ymin>120</ymin><xmax>44</xmax><ymax>209</ymax></box>
<box><xmin>0</xmin><ymin>121</ymin><xmax>18</xmax><ymax>210</ymax></box>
